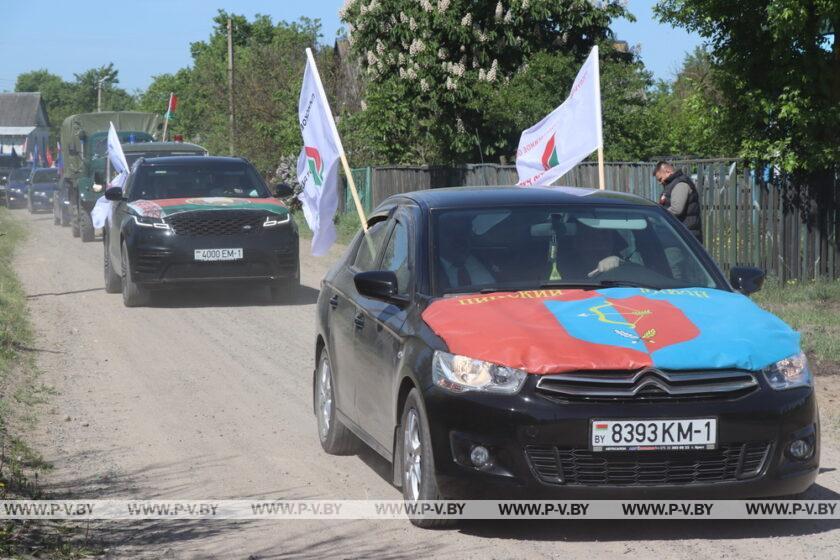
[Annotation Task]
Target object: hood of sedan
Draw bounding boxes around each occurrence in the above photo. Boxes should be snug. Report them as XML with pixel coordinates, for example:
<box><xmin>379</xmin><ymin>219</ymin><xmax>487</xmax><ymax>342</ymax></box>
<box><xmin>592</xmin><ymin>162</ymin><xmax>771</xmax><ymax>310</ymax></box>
<box><xmin>421</xmin><ymin>287</ymin><xmax>800</xmax><ymax>374</ymax></box>
<box><xmin>127</xmin><ymin>197</ymin><xmax>289</xmax><ymax>219</ymax></box>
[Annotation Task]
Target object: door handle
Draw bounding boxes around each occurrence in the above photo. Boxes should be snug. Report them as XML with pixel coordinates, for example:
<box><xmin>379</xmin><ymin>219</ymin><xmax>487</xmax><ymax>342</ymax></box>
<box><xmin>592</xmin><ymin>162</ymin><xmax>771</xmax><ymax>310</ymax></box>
<box><xmin>329</xmin><ymin>294</ymin><xmax>339</xmax><ymax>309</ymax></box>
<box><xmin>353</xmin><ymin>312</ymin><xmax>365</xmax><ymax>330</ymax></box>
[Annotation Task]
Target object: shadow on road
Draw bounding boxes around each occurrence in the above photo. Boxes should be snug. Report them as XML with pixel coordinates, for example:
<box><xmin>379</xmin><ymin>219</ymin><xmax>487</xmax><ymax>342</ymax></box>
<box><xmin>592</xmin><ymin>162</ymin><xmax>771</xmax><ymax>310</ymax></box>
<box><xmin>143</xmin><ymin>284</ymin><xmax>320</xmax><ymax>309</ymax></box>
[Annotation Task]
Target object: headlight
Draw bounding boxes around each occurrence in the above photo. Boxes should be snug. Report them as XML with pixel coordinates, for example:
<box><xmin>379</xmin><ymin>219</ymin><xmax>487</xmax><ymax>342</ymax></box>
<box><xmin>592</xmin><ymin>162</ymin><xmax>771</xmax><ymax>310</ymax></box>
<box><xmin>132</xmin><ymin>215</ymin><xmax>171</xmax><ymax>230</ymax></box>
<box><xmin>432</xmin><ymin>351</ymin><xmax>527</xmax><ymax>394</ymax></box>
<box><xmin>92</xmin><ymin>183</ymin><xmax>103</xmax><ymax>193</ymax></box>
<box><xmin>263</xmin><ymin>214</ymin><xmax>291</xmax><ymax>228</ymax></box>
<box><xmin>763</xmin><ymin>352</ymin><xmax>812</xmax><ymax>390</ymax></box>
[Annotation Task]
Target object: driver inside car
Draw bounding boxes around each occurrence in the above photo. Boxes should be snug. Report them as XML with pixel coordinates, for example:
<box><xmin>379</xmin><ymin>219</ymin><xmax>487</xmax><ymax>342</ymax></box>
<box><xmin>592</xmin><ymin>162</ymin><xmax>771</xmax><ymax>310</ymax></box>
<box><xmin>555</xmin><ymin>222</ymin><xmax>626</xmax><ymax>280</ymax></box>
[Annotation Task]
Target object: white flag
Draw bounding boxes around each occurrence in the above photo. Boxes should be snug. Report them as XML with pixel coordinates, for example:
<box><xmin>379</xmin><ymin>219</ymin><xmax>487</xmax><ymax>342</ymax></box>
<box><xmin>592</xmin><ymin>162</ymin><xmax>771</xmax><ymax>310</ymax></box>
<box><xmin>91</xmin><ymin>122</ymin><xmax>130</xmax><ymax>228</ymax></box>
<box><xmin>297</xmin><ymin>49</ymin><xmax>341</xmax><ymax>257</ymax></box>
<box><xmin>516</xmin><ymin>46</ymin><xmax>603</xmax><ymax>187</ymax></box>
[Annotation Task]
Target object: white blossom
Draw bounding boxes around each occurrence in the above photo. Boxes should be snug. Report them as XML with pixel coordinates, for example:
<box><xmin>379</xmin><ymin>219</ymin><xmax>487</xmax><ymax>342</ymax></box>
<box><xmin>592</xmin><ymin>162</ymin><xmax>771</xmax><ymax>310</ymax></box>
<box><xmin>437</xmin><ymin>0</ymin><xmax>450</xmax><ymax>12</ymax></box>
<box><xmin>437</xmin><ymin>47</ymin><xmax>447</xmax><ymax>60</ymax></box>
<box><xmin>478</xmin><ymin>68</ymin><xmax>486</xmax><ymax>81</ymax></box>
<box><xmin>420</xmin><ymin>78</ymin><xmax>430</xmax><ymax>92</ymax></box>
<box><xmin>420</xmin><ymin>0</ymin><xmax>434</xmax><ymax>12</ymax></box>
<box><xmin>409</xmin><ymin>38</ymin><xmax>426</xmax><ymax>55</ymax></box>
<box><xmin>521</xmin><ymin>0</ymin><xmax>529</xmax><ymax>8</ymax></box>
<box><xmin>504</xmin><ymin>9</ymin><xmax>513</xmax><ymax>23</ymax></box>
<box><xmin>455</xmin><ymin>117</ymin><xmax>466</xmax><ymax>133</ymax></box>
<box><xmin>461</xmin><ymin>13</ymin><xmax>472</xmax><ymax>26</ymax></box>
<box><xmin>399</xmin><ymin>11</ymin><xmax>408</xmax><ymax>23</ymax></box>
<box><xmin>406</xmin><ymin>67</ymin><xmax>417</xmax><ymax>80</ymax></box>
<box><xmin>445</xmin><ymin>76</ymin><xmax>457</xmax><ymax>90</ymax></box>
<box><xmin>487</xmin><ymin>59</ymin><xmax>498</xmax><ymax>82</ymax></box>
<box><xmin>398</xmin><ymin>52</ymin><xmax>406</xmax><ymax>65</ymax></box>
<box><xmin>366</xmin><ymin>50</ymin><xmax>378</xmax><ymax>66</ymax></box>
<box><xmin>399</xmin><ymin>67</ymin><xmax>407</xmax><ymax>79</ymax></box>
<box><xmin>375</xmin><ymin>39</ymin><xmax>385</xmax><ymax>55</ymax></box>
<box><xmin>360</xmin><ymin>99</ymin><xmax>368</xmax><ymax>111</ymax></box>
<box><xmin>476</xmin><ymin>28</ymin><xmax>488</xmax><ymax>43</ymax></box>
<box><xmin>409</xmin><ymin>17</ymin><xmax>417</xmax><ymax>31</ymax></box>
<box><xmin>338</xmin><ymin>0</ymin><xmax>357</xmax><ymax>19</ymax></box>
<box><xmin>495</xmin><ymin>2</ymin><xmax>504</xmax><ymax>20</ymax></box>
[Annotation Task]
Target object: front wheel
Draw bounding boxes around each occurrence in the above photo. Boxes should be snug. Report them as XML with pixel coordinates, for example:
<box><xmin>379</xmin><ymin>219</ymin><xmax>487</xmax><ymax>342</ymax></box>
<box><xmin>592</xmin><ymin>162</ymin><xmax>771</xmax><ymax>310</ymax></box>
<box><xmin>314</xmin><ymin>350</ymin><xmax>357</xmax><ymax>455</ymax></box>
<box><xmin>401</xmin><ymin>389</ymin><xmax>453</xmax><ymax>529</ymax></box>
<box><xmin>103</xmin><ymin>236</ymin><xmax>122</xmax><ymax>293</ymax></box>
<box><xmin>121</xmin><ymin>241</ymin><xmax>150</xmax><ymax>307</ymax></box>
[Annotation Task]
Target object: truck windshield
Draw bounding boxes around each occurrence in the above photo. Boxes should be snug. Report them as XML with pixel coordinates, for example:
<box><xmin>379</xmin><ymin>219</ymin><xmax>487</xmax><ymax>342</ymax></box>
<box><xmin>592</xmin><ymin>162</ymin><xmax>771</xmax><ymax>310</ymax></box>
<box><xmin>90</xmin><ymin>132</ymin><xmax>154</xmax><ymax>159</ymax></box>
<box><xmin>431</xmin><ymin>205</ymin><xmax>720</xmax><ymax>295</ymax></box>
<box><xmin>128</xmin><ymin>161</ymin><xmax>270</xmax><ymax>201</ymax></box>
<box><xmin>32</xmin><ymin>169</ymin><xmax>59</xmax><ymax>183</ymax></box>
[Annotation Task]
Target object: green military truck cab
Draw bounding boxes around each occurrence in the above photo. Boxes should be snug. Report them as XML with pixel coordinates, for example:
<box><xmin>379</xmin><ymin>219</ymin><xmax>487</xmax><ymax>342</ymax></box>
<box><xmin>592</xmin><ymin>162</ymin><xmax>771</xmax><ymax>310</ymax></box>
<box><xmin>59</xmin><ymin>112</ymin><xmax>162</xmax><ymax>242</ymax></box>
<box><xmin>121</xmin><ymin>141</ymin><xmax>208</xmax><ymax>168</ymax></box>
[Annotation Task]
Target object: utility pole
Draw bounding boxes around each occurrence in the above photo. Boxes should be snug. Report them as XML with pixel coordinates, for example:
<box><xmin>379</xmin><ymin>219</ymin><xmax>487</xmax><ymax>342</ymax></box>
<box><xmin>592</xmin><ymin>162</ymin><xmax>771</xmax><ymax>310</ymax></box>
<box><xmin>227</xmin><ymin>17</ymin><xmax>235</xmax><ymax>156</ymax></box>
<box><xmin>97</xmin><ymin>78</ymin><xmax>105</xmax><ymax>112</ymax></box>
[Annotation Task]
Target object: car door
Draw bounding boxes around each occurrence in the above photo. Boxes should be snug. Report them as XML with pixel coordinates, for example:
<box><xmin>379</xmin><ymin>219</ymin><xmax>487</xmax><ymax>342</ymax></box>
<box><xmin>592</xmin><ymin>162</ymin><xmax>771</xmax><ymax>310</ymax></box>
<box><xmin>353</xmin><ymin>209</ymin><xmax>414</xmax><ymax>449</ymax></box>
<box><xmin>325</xmin><ymin>217</ymin><xmax>391</xmax><ymax>426</ymax></box>
<box><xmin>107</xmin><ymin>176</ymin><xmax>133</xmax><ymax>272</ymax></box>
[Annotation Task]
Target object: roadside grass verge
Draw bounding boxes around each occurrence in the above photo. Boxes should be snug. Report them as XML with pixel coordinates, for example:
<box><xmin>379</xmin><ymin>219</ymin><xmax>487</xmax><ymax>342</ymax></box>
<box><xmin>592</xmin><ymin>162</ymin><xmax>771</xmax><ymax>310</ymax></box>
<box><xmin>0</xmin><ymin>208</ymin><xmax>94</xmax><ymax>557</ymax></box>
<box><xmin>753</xmin><ymin>278</ymin><xmax>840</xmax><ymax>372</ymax></box>
<box><xmin>293</xmin><ymin>209</ymin><xmax>361</xmax><ymax>247</ymax></box>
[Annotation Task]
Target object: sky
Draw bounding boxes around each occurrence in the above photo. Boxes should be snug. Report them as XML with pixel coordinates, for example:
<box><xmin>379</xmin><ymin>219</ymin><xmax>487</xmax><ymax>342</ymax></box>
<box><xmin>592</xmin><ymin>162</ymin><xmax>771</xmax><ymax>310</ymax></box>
<box><xmin>0</xmin><ymin>0</ymin><xmax>702</xmax><ymax>93</ymax></box>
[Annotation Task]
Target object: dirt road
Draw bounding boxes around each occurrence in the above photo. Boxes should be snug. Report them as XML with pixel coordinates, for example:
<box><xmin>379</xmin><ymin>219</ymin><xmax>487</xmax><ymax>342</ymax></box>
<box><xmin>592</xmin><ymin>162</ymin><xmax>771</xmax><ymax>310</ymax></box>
<box><xmin>11</xmin><ymin>210</ymin><xmax>840</xmax><ymax>559</ymax></box>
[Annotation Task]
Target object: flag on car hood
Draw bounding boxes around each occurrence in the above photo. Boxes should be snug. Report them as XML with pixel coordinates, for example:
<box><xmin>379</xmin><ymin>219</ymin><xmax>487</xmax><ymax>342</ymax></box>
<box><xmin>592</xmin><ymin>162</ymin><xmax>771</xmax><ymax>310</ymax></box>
<box><xmin>516</xmin><ymin>46</ymin><xmax>603</xmax><ymax>187</ymax></box>
<box><xmin>296</xmin><ymin>49</ymin><xmax>340</xmax><ymax>256</ymax></box>
<box><xmin>422</xmin><ymin>287</ymin><xmax>800</xmax><ymax>374</ymax></box>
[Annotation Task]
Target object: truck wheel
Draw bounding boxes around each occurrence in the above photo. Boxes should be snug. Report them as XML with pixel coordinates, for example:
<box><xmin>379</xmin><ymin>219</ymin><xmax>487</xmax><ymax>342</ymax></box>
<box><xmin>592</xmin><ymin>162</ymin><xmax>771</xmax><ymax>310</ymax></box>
<box><xmin>80</xmin><ymin>211</ymin><xmax>95</xmax><ymax>242</ymax></box>
<box><xmin>27</xmin><ymin>197</ymin><xmax>33</xmax><ymax>214</ymax></box>
<box><xmin>71</xmin><ymin>209</ymin><xmax>80</xmax><ymax>237</ymax></box>
<box><xmin>60</xmin><ymin>204</ymin><xmax>69</xmax><ymax>226</ymax></box>
<box><xmin>121</xmin><ymin>241</ymin><xmax>150</xmax><ymax>307</ymax></box>
<box><xmin>53</xmin><ymin>199</ymin><xmax>60</xmax><ymax>225</ymax></box>
<box><xmin>103</xmin><ymin>236</ymin><xmax>122</xmax><ymax>293</ymax></box>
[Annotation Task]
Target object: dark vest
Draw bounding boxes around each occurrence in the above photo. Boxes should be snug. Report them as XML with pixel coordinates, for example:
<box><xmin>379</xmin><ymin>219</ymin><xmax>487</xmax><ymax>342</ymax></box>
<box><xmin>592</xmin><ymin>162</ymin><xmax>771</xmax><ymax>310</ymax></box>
<box><xmin>662</xmin><ymin>171</ymin><xmax>702</xmax><ymax>242</ymax></box>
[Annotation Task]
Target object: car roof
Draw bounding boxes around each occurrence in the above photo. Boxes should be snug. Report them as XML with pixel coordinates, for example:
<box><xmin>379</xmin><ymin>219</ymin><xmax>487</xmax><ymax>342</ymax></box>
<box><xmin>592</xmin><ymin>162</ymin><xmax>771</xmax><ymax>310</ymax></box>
<box><xmin>394</xmin><ymin>185</ymin><xmax>658</xmax><ymax>210</ymax></box>
<box><xmin>136</xmin><ymin>155</ymin><xmax>245</xmax><ymax>166</ymax></box>
<box><xmin>122</xmin><ymin>142</ymin><xmax>206</xmax><ymax>153</ymax></box>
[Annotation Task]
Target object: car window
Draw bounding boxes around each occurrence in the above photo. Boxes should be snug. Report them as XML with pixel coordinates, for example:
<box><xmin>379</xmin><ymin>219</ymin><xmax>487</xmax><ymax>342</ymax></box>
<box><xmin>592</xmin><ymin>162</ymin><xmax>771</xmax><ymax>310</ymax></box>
<box><xmin>352</xmin><ymin>220</ymin><xmax>390</xmax><ymax>272</ymax></box>
<box><xmin>432</xmin><ymin>205</ymin><xmax>719</xmax><ymax>295</ymax></box>
<box><xmin>381</xmin><ymin>220</ymin><xmax>410</xmax><ymax>296</ymax></box>
<box><xmin>128</xmin><ymin>161</ymin><xmax>270</xmax><ymax>200</ymax></box>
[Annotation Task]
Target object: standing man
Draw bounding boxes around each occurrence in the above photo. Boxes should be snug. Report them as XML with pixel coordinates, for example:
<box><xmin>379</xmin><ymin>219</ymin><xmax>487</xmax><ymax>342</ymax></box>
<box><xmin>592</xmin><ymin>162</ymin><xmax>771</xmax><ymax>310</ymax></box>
<box><xmin>654</xmin><ymin>161</ymin><xmax>703</xmax><ymax>243</ymax></box>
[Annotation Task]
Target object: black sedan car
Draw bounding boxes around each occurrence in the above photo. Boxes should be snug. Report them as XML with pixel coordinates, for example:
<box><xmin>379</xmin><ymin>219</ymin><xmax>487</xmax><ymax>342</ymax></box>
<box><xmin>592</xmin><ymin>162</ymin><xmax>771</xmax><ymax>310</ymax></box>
<box><xmin>313</xmin><ymin>187</ymin><xmax>818</xmax><ymax>526</ymax></box>
<box><xmin>5</xmin><ymin>165</ymin><xmax>32</xmax><ymax>208</ymax></box>
<box><xmin>27</xmin><ymin>167</ymin><xmax>60</xmax><ymax>213</ymax></box>
<box><xmin>102</xmin><ymin>156</ymin><xmax>299</xmax><ymax>307</ymax></box>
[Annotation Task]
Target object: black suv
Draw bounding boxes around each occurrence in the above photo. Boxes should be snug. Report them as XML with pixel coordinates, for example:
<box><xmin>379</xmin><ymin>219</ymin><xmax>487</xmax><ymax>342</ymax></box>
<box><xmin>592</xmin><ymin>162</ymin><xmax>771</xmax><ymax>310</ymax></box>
<box><xmin>102</xmin><ymin>156</ymin><xmax>299</xmax><ymax>306</ymax></box>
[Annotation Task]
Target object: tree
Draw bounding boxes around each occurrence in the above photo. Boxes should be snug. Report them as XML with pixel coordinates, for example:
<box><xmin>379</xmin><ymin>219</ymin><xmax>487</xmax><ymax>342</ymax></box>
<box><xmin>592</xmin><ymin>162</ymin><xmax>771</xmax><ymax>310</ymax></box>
<box><xmin>71</xmin><ymin>64</ymin><xmax>136</xmax><ymax>113</ymax></box>
<box><xmin>341</xmin><ymin>0</ymin><xmax>634</xmax><ymax>164</ymax></box>
<box><xmin>655</xmin><ymin>0</ymin><xmax>840</xmax><ymax>172</ymax></box>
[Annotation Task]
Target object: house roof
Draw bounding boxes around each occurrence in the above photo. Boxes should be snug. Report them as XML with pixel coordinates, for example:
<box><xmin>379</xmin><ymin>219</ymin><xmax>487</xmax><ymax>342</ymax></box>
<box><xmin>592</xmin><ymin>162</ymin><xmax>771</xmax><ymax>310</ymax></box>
<box><xmin>0</xmin><ymin>92</ymin><xmax>50</xmax><ymax>128</ymax></box>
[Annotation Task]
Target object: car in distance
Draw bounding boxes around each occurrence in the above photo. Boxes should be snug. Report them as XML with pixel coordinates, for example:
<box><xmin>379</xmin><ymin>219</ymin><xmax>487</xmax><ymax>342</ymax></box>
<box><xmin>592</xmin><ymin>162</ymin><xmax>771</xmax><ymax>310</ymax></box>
<box><xmin>27</xmin><ymin>167</ymin><xmax>60</xmax><ymax>214</ymax></box>
<box><xmin>312</xmin><ymin>186</ymin><xmax>818</xmax><ymax>527</ymax></box>
<box><xmin>0</xmin><ymin>153</ymin><xmax>22</xmax><ymax>207</ymax></box>
<box><xmin>5</xmin><ymin>164</ymin><xmax>33</xmax><ymax>208</ymax></box>
<box><xmin>102</xmin><ymin>156</ymin><xmax>299</xmax><ymax>307</ymax></box>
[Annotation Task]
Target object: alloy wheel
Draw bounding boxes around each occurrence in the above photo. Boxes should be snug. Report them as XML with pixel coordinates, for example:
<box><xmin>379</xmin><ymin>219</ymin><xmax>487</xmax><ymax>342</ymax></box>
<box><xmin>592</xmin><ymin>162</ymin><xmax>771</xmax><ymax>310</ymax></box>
<box><xmin>316</xmin><ymin>358</ymin><xmax>332</xmax><ymax>441</ymax></box>
<box><xmin>403</xmin><ymin>409</ymin><xmax>422</xmax><ymax>502</ymax></box>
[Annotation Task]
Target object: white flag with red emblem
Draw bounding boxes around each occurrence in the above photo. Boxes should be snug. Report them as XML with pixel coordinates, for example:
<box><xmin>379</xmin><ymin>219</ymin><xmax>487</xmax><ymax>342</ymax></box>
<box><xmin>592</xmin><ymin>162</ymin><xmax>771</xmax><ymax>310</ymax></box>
<box><xmin>516</xmin><ymin>46</ymin><xmax>603</xmax><ymax>187</ymax></box>
<box><xmin>296</xmin><ymin>49</ymin><xmax>341</xmax><ymax>257</ymax></box>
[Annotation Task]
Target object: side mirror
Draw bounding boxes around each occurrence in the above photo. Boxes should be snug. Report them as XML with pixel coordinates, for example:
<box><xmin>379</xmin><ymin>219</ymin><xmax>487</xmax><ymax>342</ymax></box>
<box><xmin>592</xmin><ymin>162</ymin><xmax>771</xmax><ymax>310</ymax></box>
<box><xmin>104</xmin><ymin>187</ymin><xmax>124</xmax><ymax>201</ymax></box>
<box><xmin>730</xmin><ymin>266</ymin><xmax>765</xmax><ymax>295</ymax></box>
<box><xmin>354</xmin><ymin>270</ymin><xmax>407</xmax><ymax>305</ymax></box>
<box><xmin>274</xmin><ymin>183</ymin><xmax>295</xmax><ymax>198</ymax></box>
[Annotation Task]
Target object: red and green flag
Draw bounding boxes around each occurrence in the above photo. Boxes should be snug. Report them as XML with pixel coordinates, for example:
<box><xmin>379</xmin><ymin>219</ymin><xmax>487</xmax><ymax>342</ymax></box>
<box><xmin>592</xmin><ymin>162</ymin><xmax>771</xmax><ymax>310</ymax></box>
<box><xmin>164</xmin><ymin>93</ymin><xmax>178</xmax><ymax>121</ymax></box>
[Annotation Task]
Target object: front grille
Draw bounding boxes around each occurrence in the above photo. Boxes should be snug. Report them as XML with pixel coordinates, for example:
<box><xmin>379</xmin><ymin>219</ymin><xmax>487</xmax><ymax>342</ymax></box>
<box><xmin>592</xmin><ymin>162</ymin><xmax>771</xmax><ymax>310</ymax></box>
<box><xmin>167</xmin><ymin>210</ymin><xmax>267</xmax><ymax>236</ymax></box>
<box><xmin>536</xmin><ymin>369</ymin><xmax>758</xmax><ymax>402</ymax></box>
<box><xmin>525</xmin><ymin>442</ymin><xmax>772</xmax><ymax>486</ymax></box>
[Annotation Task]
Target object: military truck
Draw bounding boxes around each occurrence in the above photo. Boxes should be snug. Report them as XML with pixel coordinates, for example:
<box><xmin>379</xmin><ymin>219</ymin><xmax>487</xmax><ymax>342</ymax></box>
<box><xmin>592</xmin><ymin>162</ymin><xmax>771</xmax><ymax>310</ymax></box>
<box><xmin>59</xmin><ymin>112</ymin><xmax>162</xmax><ymax>241</ymax></box>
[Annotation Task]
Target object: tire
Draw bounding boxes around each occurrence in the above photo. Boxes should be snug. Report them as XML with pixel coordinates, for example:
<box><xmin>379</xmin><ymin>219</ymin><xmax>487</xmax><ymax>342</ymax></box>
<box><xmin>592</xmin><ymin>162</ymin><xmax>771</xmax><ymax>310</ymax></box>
<box><xmin>269</xmin><ymin>275</ymin><xmax>301</xmax><ymax>303</ymax></box>
<box><xmin>53</xmin><ymin>202</ymin><xmax>60</xmax><ymax>225</ymax></box>
<box><xmin>71</xmin><ymin>210</ymin><xmax>80</xmax><ymax>237</ymax></box>
<box><xmin>60</xmin><ymin>204</ymin><xmax>69</xmax><ymax>226</ymax></box>
<box><xmin>121</xmin><ymin>241</ymin><xmax>150</xmax><ymax>307</ymax></box>
<box><xmin>314</xmin><ymin>350</ymin><xmax>357</xmax><ymax>455</ymax></box>
<box><xmin>103</xmin><ymin>236</ymin><xmax>122</xmax><ymax>293</ymax></box>
<box><xmin>80</xmin><ymin>210</ymin><xmax>95</xmax><ymax>242</ymax></box>
<box><xmin>27</xmin><ymin>197</ymin><xmax>33</xmax><ymax>214</ymax></box>
<box><xmin>400</xmin><ymin>389</ymin><xmax>454</xmax><ymax>529</ymax></box>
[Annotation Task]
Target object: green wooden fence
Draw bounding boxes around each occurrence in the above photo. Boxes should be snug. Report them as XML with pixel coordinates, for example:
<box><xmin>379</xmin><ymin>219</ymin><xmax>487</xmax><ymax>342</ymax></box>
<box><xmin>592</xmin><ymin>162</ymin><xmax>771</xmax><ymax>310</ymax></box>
<box><xmin>340</xmin><ymin>161</ymin><xmax>839</xmax><ymax>281</ymax></box>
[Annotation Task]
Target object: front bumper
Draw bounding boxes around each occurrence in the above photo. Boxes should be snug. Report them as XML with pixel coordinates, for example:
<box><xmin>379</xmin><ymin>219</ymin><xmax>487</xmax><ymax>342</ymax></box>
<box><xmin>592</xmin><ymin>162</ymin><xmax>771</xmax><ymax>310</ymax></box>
<box><xmin>6</xmin><ymin>189</ymin><xmax>27</xmax><ymax>207</ymax></box>
<box><xmin>422</xmin><ymin>377</ymin><xmax>819</xmax><ymax>499</ymax></box>
<box><xmin>29</xmin><ymin>191</ymin><xmax>54</xmax><ymax>210</ymax></box>
<box><xmin>125</xmin><ymin>226</ymin><xmax>299</xmax><ymax>287</ymax></box>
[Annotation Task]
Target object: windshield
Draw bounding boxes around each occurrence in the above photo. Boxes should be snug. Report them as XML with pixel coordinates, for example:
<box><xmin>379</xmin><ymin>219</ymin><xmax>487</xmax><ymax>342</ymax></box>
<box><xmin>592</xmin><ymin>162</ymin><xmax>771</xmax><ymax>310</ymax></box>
<box><xmin>89</xmin><ymin>131</ymin><xmax>154</xmax><ymax>159</ymax></box>
<box><xmin>432</xmin><ymin>205</ymin><xmax>720</xmax><ymax>295</ymax></box>
<box><xmin>9</xmin><ymin>168</ymin><xmax>30</xmax><ymax>181</ymax></box>
<box><xmin>128</xmin><ymin>161</ymin><xmax>270</xmax><ymax>201</ymax></box>
<box><xmin>32</xmin><ymin>169</ymin><xmax>58</xmax><ymax>183</ymax></box>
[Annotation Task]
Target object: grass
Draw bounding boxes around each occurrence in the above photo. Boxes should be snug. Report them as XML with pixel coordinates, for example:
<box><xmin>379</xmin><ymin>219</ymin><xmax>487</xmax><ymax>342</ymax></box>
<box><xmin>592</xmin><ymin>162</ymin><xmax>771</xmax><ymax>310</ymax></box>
<box><xmin>0</xmin><ymin>208</ymin><xmax>94</xmax><ymax>557</ymax></box>
<box><xmin>753</xmin><ymin>278</ymin><xmax>840</xmax><ymax>369</ymax></box>
<box><xmin>293</xmin><ymin>209</ymin><xmax>361</xmax><ymax>247</ymax></box>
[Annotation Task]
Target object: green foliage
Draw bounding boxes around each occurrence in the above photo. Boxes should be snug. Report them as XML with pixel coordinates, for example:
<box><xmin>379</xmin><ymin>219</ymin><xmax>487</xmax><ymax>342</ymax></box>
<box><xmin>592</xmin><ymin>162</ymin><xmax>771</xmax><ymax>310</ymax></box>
<box><xmin>15</xmin><ymin>64</ymin><xmax>136</xmax><ymax>144</ymax></box>
<box><xmin>654</xmin><ymin>0</ymin><xmax>840</xmax><ymax>172</ymax></box>
<box><xmin>341</xmin><ymin>0</ymin><xmax>636</xmax><ymax>164</ymax></box>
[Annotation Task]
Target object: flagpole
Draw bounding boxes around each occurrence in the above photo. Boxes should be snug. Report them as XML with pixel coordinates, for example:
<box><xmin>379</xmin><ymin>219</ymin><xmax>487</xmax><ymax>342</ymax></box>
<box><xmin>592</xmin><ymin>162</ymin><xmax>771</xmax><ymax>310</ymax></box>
<box><xmin>592</xmin><ymin>45</ymin><xmax>606</xmax><ymax>190</ymax></box>
<box><xmin>162</xmin><ymin>92</ymin><xmax>173</xmax><ymax>142</ymax></box>
<box><xmin>305</xmin><ymin>48</ymin><xmax>368</xmax><ymax>232</ymax></box>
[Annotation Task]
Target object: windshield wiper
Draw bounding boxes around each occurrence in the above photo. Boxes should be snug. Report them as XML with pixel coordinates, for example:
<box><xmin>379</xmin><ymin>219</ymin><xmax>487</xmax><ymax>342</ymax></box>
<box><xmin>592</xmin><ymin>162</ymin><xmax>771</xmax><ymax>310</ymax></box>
<box><xmin>539</xmin><ymin>280</ymin><xmax>662</xmax><ymax>291</ymax></box>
